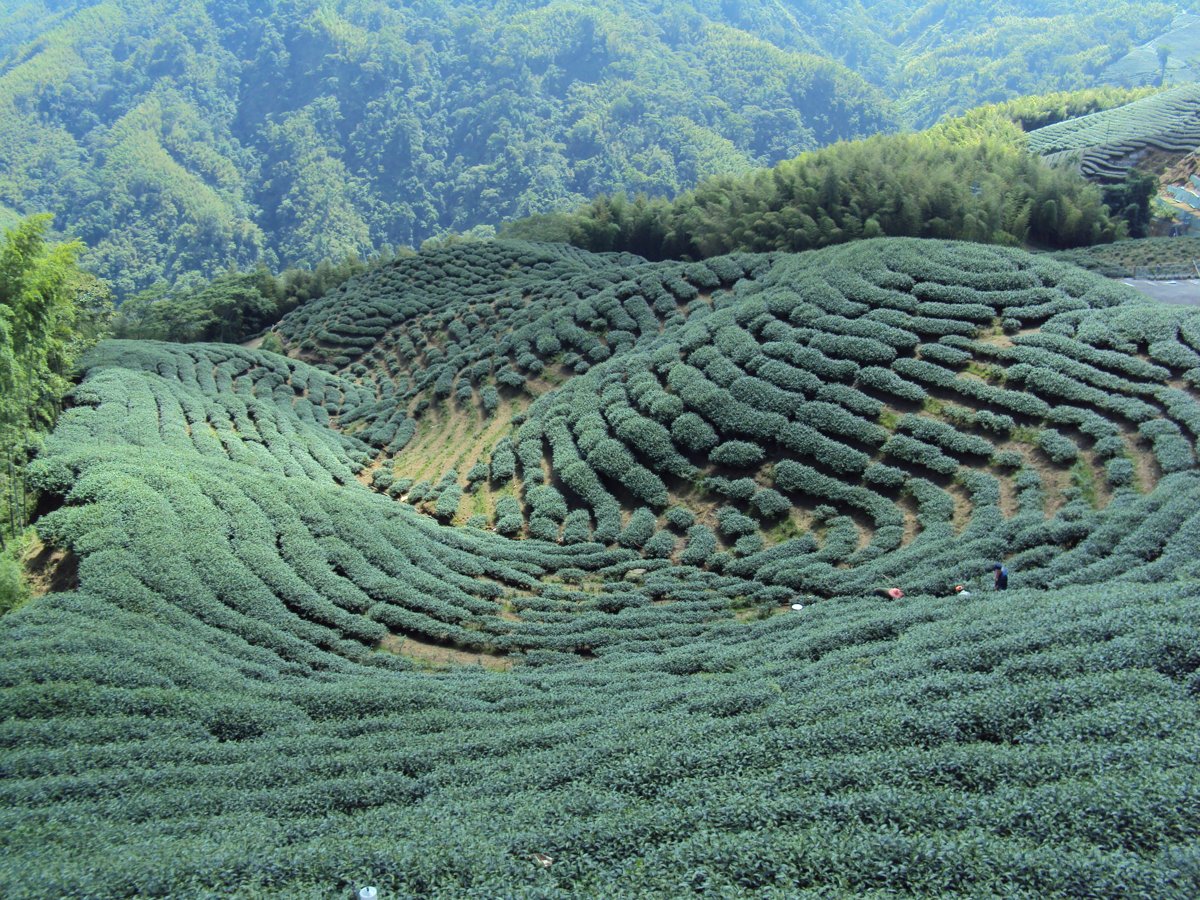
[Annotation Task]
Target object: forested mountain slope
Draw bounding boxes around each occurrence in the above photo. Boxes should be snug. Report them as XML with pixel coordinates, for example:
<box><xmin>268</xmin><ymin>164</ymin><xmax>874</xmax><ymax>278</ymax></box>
<box><xmin>3</xmin><ymin>238</ymin><xmax>1200</xmax><ymax>894</ymax></box>
<box><xmin>0</xmin><ymin>0</ymin><xmax>1177</xmax><ymax>294</ymax></box>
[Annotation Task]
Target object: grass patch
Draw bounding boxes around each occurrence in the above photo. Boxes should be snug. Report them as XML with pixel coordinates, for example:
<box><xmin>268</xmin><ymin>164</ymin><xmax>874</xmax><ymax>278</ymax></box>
<box><xmin>765</xmin><ymin>514</ymin><xmax>805</xmax><ymax>545</ymax></box>
<box><xmin>1011</xmin><ymin>426</ymin><xmax>1040</xmax><ymax>445</ymax></box>
<box><xmin>965</xmin><ymin>362</ymin><xmax>1005</xmax><ymax>383</ymax></box>
<box><xmin>0</xmin><ymin>529</ymin><xmax>37</xmax><ymax>617</ymax></box>
<box><xmin>1070</xmin><ymin>459</ymin><xmax>1099</xmax><ymax>508</ymax></box>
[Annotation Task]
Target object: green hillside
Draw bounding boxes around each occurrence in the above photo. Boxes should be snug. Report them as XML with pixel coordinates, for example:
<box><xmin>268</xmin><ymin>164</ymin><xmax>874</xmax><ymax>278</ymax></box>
<box><xmin>502</xmin><ymin>122</ymin><xmax>1126</xmax><ymax>258</ymax></box>
<box><xmin>4</xmin><ymin>237</ymin><xmax>1200</xmax><ymax>894</ymax></box>
<box><xmin>1053</xmin><ymin>235</ymin><xmax>1200</xmax><ymax>275</ymax></box>
<box><xmin>0</xmin><ymin>1</ymin><xmax>1177</xmax><ymax>295</ymax></box>
<box><xmin>1027</xmin><ymin>82</ymin><xmax>1200</xmax><ymax>180</ymax></box>
<box><xmin>1102</xmin><ymin>11</ymin><xmax>1200</xmax><ymax>85</ymax></box>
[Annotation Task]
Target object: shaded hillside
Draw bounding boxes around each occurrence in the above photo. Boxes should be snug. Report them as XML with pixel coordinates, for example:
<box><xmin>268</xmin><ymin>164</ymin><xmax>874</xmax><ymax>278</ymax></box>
<box><xmin>0</xmin><ymin>0</ymin><xmax>1176</xmax><ymax>294</ymax></box>
<box><xmin>0</xmin><ymin>0</ymin><xmax>895</xmax><ymax>295</ymax></box>
<box><xmin>1102</xmin><ymin>11</ymin><xmax>1200</xmax><ymax>85</ymax></box>
<box><xmin>889</xmin><ymin>1</ymin><xmax>1177</xmax><ymax>123</ymax></box>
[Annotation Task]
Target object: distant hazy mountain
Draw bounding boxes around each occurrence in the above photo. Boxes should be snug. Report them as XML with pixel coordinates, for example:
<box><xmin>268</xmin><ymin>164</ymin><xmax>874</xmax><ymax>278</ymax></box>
<box><xmin>0</xmin><ymin>0</ymin><xmax>1177</xmax><ymax>294</ymax></box>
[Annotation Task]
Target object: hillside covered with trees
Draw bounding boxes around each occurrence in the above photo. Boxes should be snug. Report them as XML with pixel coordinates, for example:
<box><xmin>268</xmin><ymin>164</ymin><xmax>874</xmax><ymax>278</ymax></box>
<box><xmin>3</xmin><ymin>236</ymin><xmax>1200</xmax><ymax>894</ymax></box>
<box><xmin>0</xmin><ymin>0</ymin><xmax>1178</xmax><ymax>295</ymax></box>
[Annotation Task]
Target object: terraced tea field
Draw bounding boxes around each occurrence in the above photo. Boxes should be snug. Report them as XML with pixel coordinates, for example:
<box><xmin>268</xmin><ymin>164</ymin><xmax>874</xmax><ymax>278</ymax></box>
<box><xmin>1028</xmin><ymin>83</ymin><xmax>1200</xmax><ymax>181</ymax></box>
<box><xmin>1054</xmin><ymin>236</ymin><xmax>1200</xmax><ymax>277</ymax></box>
<box><xmin>279</xmin><ymin>239</ymin><xmax>1200</xmax><ymax>598</ymax></box>
<box><xmin>3</xmin><ymin>239</ymin><xmax>1200</xmax><ymax>896</ymax></box>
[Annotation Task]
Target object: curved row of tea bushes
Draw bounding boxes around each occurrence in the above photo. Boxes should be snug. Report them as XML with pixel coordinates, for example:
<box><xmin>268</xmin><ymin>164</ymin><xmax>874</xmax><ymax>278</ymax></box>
<box><xmin>4</xmin><ymin>574</ymin><xmax>1199</xmax><ymax>895</ymax></box>
<box><xmin>418</xmin><ymin>240</ymin><xmax>1200</xmax><ymax>592</ymax></box>
<box><xmin>1028</xmin><ymin>83</ymin><xmax>1200</xmax><ymax>181</ymax></box>
<box><xmin>36</xmin><ymin>345</ymin><xmax>761</xmax><ymax>664</ymax></box>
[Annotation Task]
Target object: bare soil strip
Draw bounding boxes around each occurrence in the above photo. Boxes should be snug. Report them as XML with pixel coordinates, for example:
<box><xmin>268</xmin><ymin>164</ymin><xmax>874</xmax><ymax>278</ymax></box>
<box><xmin>378</xmin><ymin>633</ymin><xmax>513</xmax><ymax>672</ymax></box>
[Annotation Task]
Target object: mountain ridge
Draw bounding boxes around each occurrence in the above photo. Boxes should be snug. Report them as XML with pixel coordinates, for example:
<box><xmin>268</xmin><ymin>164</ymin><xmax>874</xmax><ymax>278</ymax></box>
<box><xmin>0</xmin><ymin>0</ymin><xmax>1175</xmax><ymax>294</ymax></box>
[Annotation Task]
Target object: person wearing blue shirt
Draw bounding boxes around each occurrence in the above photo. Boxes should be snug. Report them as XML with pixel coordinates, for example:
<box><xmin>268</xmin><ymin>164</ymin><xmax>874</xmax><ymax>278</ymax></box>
<box><xmin>992</xmin><ymin>563</ymin><xmax>1009</xmax><ymax>590</ymax></box>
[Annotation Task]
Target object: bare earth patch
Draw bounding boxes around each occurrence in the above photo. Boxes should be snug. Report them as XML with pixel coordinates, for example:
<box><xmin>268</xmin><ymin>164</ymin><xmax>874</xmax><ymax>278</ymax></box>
<box><xmin>996</xmin><ymin>471</ymin><xmax>1019</xmax><ymax>518</ymax></box>
<box><xmin>355</xmin><ymin>457</ymin><xmax>385</xmax><ymax>488</ymax></box>
<box><xmin>898</xmin><ymin>494</ymin><xmax>921</xmax><ymax>546</ymax></box>
<box><xmin>1077</xmin><ymin>450</ymin><xmax>1113</xmax><ymax>510</ymax></box>
<box><xmin>847</xmin><ymin>508</ymin><xmax>876</xmax><ymax>551</ymax></box>
<box><xmin>1167</xmin><ymin>377</ymin><xmax>1200</xmax><ymax>405</ymax></box>
<box><xmin>1032</xmin><ymin>458</ymin><xmax>1069</xmax><ymax>519</ymax></box>
<box><xmin>22</xmin><ymin>538</ymin><xmax>79</xmax><ymax>597</ymax></box>
<box><xmin>378</xmin><ymin>633</ymin><xmax>513</xmax><ymax>671</ymax></box>
<box><xmin>993</xmin><ymin>440</ymin><xmax>1073</xmax><ymax>518</ymax></box>
<box><xmin>948</xmin><ymin>483</ymin><xmax>973</xmax><ymax>534</ymax></box>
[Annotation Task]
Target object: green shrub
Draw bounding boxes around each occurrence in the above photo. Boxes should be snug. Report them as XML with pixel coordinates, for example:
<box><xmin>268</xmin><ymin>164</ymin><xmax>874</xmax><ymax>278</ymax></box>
<box><xmin>665</xmin><ymin>506</ymin><xmax>695</xmax><ymax>531</ymax></box>
<box><xmin>435</xmin><ymin>485</ymin><xmax>463</xmax><ymax>521</ymax></box>
<box><xmin>644</xmin><ymin>530</ymin><xmax>677</xmax><ymax>559</ymax></box>
<box><xmin>750</xmin><ymin>488</ymin><xmax>791</xmax><ymax>519</ymax></box>
<box><xmin>1037</xmin><ymin>429</ymin><xmax>1079</xmax><ymax>464</ymax></box>
<box><xmin>710</xmin><ymin>440</ymin><xmax>766</xmax><ymax>468</ymax></box>
<box><xmin>671</xmin><ymin>412</ymin><xmax>719</xmax><ymax>452</ymax></box>
<box><xmin>0</xmin><ymin>551</ymin><xmax>30</xmax><ymax>616</ymax></box>
<box><xmin>619</xmin><ymin>508</ymin><xmax>658</xmax><ymax>549</ymax></box>
<box><xmin>716</xmin><ymin>507</ymin><xmax>758</xmax><ymax>537</ymax></box>
<box><xmin>680</xmin><ymin>524</ymin><xmax>718</xmax><ymax>566</ymax></box>
<box><xmin>490</xmin><ymin>439</ymin><xmax>517</xmax><ymax>481</ymax></box>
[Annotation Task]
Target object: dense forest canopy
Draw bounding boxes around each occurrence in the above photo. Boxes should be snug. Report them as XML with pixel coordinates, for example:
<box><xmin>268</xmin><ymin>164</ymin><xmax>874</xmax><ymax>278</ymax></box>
<box><xmin>0</xmin><ymin>0</ymin><xmax>1179</xmax><ymax>296</ymax></box>
<box><xmin>501</xmin><ymin>107</ymin><xmax>1131</xmax><ymax>259</ymax></box>
<box><xmin>0</xmin><ymin>215</ymin><xmax>108</xmax><ymax>611</ymax></box>
<box><xmin>85</xmin><ymin>84</ymin><xmax>1165</xmax><ymax>344</ymax></box>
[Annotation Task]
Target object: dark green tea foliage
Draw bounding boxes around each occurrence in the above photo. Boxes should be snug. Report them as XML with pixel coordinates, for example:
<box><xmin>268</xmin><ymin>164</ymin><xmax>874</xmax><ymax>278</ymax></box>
<box><xmin>1054</xmin><ymin>235</ymin><xmax>1200</xmax><ymax>276</ymax></box>
<box><xmin>33</xmin><ymin>341</ymin><xmax>738</xmax><ymax>661</ymax></box>
<box><xmin>279</xmin><ymin>238</ymin><xmax>1200</xmax><ymax>597</ymax></box>
<box><xmin>5</xmin><ymin>238</ymin><xmax>1200</xmax><ymax>895</ymax></box>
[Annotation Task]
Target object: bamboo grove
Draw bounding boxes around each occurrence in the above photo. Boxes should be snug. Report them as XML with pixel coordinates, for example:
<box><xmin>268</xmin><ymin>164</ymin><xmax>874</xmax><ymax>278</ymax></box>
<box><xmin>0</xmin><ymin>216</ymin><xmax>108</xmax><ymax>563</ymax></box>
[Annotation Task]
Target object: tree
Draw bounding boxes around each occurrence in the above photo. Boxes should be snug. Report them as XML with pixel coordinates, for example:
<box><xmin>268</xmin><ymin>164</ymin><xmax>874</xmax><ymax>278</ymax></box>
<box><xmin>1156</xmin><ymin>44</ymin><xmax>1171</xmax><ymax>86</ymax></box>
<box><xmin>0</xmin><ymin>215</ymin><xmax>106</xmax><ymax>548</ymax></box>
<box><xmin>1102</xmin><ymin>171</ymin><xmax>1157</xmax><ymax>238</ymax></box>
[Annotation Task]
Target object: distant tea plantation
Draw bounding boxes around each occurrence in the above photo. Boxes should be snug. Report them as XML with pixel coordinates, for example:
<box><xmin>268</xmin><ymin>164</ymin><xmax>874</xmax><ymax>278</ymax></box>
<box><xmin>3</xmin><ymin>238</ymin><xmax>1200</xmax><ymax>896</ymax></box>
<box><xmin>1028</xmin><ymin>83</ymin><xmax>1200</xmax><ymax>181</ymax></box>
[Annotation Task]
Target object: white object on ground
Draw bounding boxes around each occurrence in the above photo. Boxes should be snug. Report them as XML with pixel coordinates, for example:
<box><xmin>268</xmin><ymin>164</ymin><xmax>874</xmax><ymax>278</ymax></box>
<box><xmin>791</xmin><ymin>603</ymin><xmax>804</xmax><ymax>611</ymax></box>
